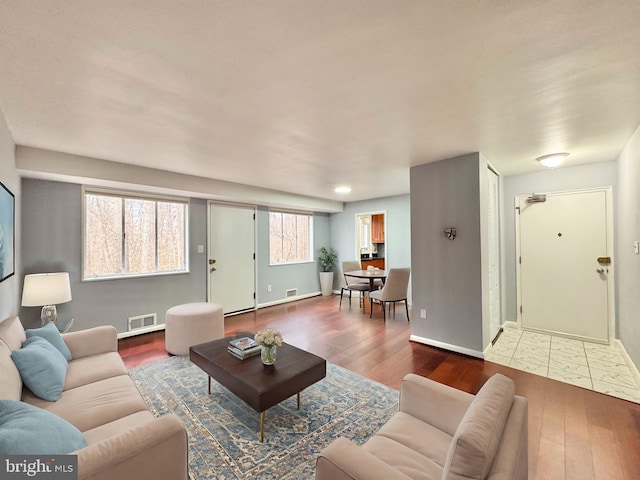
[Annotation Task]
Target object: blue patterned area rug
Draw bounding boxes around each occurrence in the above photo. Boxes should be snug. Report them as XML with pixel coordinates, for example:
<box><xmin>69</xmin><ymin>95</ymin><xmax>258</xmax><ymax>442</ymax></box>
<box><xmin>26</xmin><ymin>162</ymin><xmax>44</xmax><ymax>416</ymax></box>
<box><xmin>130</xmin><ymin>356</ymin><xmax>399</xmax><ymax>479</ymax></box>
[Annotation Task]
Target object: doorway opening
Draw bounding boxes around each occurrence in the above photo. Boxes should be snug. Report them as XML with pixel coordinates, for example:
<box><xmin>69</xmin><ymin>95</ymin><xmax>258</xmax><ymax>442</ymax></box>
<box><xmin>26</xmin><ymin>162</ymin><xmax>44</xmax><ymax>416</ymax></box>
<box><xmin>355</xmin><ymin>211</ymin><xmax>387</xmax><ymax>270</ymax></box>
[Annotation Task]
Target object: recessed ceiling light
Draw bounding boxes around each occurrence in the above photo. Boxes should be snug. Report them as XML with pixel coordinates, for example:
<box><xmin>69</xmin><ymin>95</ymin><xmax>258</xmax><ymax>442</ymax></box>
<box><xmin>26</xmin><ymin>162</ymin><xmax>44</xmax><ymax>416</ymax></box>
<box><xmin>536</xmin><ymin>153</ymin><xmax>569</xmax><ymax>168</ymax></box>
<box><xmin>334</xmin><ymin>186</ymin><xmax>351</xmax><ymax>194</ymax></box>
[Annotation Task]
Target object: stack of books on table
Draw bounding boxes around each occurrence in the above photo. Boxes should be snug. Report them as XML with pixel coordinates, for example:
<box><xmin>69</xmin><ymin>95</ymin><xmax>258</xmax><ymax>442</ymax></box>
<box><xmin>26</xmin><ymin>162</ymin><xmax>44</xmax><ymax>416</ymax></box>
<box><xmin>227</xmin><ymin>337</ymin><xmax>261</xmax><ymax>360</ymax></box>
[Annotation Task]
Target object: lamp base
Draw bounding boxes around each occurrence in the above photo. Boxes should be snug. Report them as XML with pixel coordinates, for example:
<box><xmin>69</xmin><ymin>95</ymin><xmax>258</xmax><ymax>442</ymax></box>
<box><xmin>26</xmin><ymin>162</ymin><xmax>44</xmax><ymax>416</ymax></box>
<box><xmin>40</xmin><ymin>305</ymin><xmax>58</xmax><ymax>327</ymax></box>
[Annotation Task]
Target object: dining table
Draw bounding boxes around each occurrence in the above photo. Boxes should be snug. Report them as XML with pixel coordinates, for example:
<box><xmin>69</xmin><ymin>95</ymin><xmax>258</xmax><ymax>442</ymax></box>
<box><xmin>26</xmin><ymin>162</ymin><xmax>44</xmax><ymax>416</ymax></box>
<box><xmin>343</xmin><ymin>269</ymin><xmax>387</xmax><ymax>314</ymax></box>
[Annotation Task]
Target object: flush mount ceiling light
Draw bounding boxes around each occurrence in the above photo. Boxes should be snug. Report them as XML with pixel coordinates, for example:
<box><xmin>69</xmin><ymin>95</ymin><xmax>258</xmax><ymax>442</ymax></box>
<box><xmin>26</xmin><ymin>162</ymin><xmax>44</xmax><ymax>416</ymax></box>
<box><xmin>334</xmin><ymin>186</ymin><xmax>351</xmax><ymax>194</ymax></box>
<box><xmin>536</xmin><ymin>152</ymin><xmax>569</xmax><ymax>168</ymax></box>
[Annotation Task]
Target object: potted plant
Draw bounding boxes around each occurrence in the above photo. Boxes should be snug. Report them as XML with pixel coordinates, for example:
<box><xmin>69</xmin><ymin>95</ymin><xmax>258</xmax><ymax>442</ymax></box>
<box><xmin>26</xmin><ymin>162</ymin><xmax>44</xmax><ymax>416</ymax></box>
<box><xmin>318</xmin><ymin>246</ymin><xmax>338</xmax><ymax>296</ymax></box>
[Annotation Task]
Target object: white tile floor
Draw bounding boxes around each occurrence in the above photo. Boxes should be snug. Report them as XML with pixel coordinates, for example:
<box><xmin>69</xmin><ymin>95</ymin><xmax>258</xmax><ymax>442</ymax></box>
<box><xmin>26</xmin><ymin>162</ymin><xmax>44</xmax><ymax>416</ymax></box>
<box><xmin>485</xmin><ymin>326</ymin><xmax>640</xmax><ymax>403</ymax></box>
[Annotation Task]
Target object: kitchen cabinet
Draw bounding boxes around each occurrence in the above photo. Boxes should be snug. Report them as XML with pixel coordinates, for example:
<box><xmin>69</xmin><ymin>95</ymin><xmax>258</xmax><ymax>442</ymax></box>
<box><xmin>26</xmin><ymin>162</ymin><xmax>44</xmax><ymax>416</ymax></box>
<box><xmin>361</xmin><ymin>258</ymin><xmax>385</xmax><ymax>269</ymax></box>
<box><xmin>371</xmin><ymin>214</ymin><xmax>385</xmax><ymax>243</ymax></box>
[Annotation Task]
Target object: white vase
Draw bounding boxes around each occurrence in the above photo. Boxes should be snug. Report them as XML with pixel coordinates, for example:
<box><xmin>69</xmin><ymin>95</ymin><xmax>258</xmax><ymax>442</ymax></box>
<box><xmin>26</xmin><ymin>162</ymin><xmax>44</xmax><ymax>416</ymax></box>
<box><xmin>319</xmin><ymin>271</ymin><xmax>334</xmax><ymax>296</ymax></box>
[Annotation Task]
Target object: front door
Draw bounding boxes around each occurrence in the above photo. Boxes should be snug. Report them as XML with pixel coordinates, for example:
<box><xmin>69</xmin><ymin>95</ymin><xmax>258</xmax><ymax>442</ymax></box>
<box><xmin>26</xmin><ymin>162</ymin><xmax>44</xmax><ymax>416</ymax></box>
<box><xmin>517</xmin><ymin>188</ymin><xmax>612</xmax><ymax>342</ymax></box>
<box><xmin>208</xmin><ymin>203</ymin><xmax>256</xmax><ymax>314</ymax></box>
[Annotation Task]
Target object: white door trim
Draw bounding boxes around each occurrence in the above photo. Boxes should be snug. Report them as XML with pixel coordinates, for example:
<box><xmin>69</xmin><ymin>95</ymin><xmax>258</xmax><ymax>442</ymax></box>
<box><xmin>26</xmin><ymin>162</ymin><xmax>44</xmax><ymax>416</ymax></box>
<box><xmin>514</xmin><ymin>186</ymin><xmax>615</xmax><ymax>343</ymax></box>
<box><xmin>487</xmin><ymin>168</ymin><xmax>501</xmax><ymax>342</ymax></box>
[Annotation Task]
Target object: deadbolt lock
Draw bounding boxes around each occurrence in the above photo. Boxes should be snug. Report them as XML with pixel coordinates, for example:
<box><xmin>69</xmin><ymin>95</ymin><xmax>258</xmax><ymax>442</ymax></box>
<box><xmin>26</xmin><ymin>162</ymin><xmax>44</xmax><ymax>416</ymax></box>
<box><xmin>209</xmin><ymin>259</ymin><xmax>216</xmax><ymax>265</ymax></box>
<box><xmin>597</xmin><ymin>256</ymin><xmax>611</xmax><ymax>265</ymax></box>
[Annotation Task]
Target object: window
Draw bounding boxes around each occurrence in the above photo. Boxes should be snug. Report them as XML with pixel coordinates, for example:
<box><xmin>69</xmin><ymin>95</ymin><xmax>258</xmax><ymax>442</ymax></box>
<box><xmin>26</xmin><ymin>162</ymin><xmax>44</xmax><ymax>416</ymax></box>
<box><xmin>269</xmin><ymin>211</ymin><xmax>313</xmax><ymax>265</ymax></box>
<box><xmin>83</xmin><ymin>188</ymin><xmax>188</xmax><ymax>280</ymax></box>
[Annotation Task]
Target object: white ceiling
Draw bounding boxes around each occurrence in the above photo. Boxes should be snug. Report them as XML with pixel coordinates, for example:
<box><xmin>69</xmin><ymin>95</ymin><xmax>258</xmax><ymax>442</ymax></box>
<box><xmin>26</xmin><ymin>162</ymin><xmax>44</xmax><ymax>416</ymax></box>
<box><xmin>0</xmin><ymin>1</ymin><xmax>639</xmax><ymax>203</ymax></box>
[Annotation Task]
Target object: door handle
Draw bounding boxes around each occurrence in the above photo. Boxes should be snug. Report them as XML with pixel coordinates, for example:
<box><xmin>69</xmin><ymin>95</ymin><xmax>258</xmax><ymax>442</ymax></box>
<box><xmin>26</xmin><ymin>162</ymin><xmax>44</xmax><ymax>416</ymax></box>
<box><xmin>210</xmin><ymin>267</ymin><xmax>217</xmax><ymax>272</ymax></box>
<box><xmin>596</xmin><ymin>267</ymin><xmax>605</xmax><ymax>274</ymax></box>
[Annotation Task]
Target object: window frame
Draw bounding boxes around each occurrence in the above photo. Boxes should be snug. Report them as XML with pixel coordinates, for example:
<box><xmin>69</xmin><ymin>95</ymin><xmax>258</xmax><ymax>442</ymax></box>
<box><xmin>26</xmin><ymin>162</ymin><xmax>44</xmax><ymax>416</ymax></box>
<box><xmin>268</xmin><ymin>209</ymin><xmax>314</xmax><ymax>266</ymax></box>
<box><xmin>81</xmin><ymin>186</ymin><xmax>189</xmax><ymax>281</ymax></box>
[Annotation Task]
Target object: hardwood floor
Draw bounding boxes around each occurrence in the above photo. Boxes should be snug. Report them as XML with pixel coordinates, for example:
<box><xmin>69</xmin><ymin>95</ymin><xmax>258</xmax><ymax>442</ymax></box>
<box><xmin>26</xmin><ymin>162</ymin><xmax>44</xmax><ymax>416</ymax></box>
<box><xmin>119</xmin><ymin>295</ymin><xmax>640</xmax><ymax>480</ymax></box>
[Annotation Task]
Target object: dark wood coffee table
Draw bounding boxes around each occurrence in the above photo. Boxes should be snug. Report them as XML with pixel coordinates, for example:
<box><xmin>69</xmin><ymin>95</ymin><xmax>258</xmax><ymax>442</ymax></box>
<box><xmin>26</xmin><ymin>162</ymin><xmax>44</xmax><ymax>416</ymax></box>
<box><xmin>189</xmin><ymin>333</ymin><xmax>326</xmax><ymax>442</ymax></box>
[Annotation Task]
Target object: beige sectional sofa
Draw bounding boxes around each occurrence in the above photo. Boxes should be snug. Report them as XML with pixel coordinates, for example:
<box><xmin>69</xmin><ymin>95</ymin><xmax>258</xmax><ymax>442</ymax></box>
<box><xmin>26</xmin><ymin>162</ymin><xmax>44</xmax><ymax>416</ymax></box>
<box><xmin>0</xmin><ymin>316</ymin><xmax>188</xmax><ymax>480</ymax></box>
<box><xmin>316</xmin><ymin>373</ymin><xmax>528</xmax><ymax>480</ymax></box>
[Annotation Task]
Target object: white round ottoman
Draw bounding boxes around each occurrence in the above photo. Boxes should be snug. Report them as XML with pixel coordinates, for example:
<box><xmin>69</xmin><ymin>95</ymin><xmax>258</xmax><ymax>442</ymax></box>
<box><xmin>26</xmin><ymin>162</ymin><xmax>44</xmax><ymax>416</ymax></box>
<box><xmin>165</xmin><ymin>302</ymin><xmax>224</xmax><ymax>355</ymax></box>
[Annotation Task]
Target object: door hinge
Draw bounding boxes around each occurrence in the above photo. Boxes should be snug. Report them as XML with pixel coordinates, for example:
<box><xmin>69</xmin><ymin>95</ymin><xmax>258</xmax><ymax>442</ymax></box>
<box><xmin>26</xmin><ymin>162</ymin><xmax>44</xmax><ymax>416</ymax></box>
<box><xmin>253</xmin><ymin>292</ymin><xmax>256</xmax><ymax>299</ymax></box>
<box><xmin>520</xmin><ymin>305</ymin><xmax>523</xmax><ymax>314</ymax></box>
<box><xmin>519</xmin><ymin>256</ymin><xmax>521</xmax><ymax>265</ymax></box>
<box><xmin>253</xmin><ymin>253</ymin><xmax>256</xmax><ymax>260</ymax></box>
<box><xmin>253</xmin><ymin>213</ymin><xmax>256</xmax><ymax>220</ymax></box>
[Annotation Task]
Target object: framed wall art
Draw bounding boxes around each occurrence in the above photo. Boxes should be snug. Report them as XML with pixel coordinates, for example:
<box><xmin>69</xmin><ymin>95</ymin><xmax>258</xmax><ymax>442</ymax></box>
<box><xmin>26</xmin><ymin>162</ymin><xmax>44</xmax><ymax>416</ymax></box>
<box><xmin>0</xmin><ymin>181</ymin><xmax>15</xmax><ymax>283</ymax></box>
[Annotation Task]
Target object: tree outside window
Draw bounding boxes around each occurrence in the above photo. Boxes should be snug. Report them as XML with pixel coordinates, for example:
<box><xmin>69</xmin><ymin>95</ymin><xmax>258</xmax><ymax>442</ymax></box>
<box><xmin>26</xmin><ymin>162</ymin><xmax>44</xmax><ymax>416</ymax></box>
<box><xmin>269</xmin><ymin>211</ymin><xmax>312</xmax><ymax>265</ymax></box>
<box><xmin>84</xmin><ymin>191</ymin><xmax>188</xmax><ymax>279</ymax></box>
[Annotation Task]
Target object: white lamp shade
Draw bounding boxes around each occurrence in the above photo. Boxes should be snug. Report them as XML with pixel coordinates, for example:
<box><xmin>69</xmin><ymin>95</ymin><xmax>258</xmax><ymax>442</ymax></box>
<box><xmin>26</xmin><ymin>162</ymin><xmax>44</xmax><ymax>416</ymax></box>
<box><xmin>22</xmin><ymin>272</ymin><xmax>72</xmax><ymax>306</ymax></box>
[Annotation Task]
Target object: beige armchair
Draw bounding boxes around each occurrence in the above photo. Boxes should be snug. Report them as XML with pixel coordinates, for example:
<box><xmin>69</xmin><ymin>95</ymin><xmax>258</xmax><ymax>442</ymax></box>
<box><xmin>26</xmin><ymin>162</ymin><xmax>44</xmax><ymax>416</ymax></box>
<box><xmin>316</xmin><ymin>373</ymin><xmax>528</xmax><ymax>480</ymax></box>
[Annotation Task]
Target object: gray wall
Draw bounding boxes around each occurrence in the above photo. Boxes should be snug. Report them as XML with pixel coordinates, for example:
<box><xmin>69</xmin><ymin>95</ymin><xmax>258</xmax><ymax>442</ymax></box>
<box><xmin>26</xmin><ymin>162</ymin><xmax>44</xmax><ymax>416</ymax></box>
<box><xmin>328</xmin><ymin>194</ymin><xmax>411</xmax><ymax>291</ymax></box>
<box><xmin>410</xmin><ymin>153</ymin><xmax>488</xmax><ymax>354</ymax></box>
<box><xmin>616</xmin><ymin>124</ymin><xmax>640</xmax><ymax>367</ymax></box>
<box><xmin>257</xmin><ymin>207</ymin><xmax>329</xmax><ymax>304</ymax></box>
<box><xmin>0</xmin><ymin>106</ymin><xmax>20</xmax><ymax>322</ymax></box>
<box><xmin>501</xmin><ymin>161</ymin><xmax>618</xmax><ymax>323</ymax></box>
<box><xmin>20</xmin><ymin>179</ymin><xmax>333</xmax><ymax>332</ymax></box>
<box><xmin>20</xmin><ymin>179</ymin><xmax>208</xmax><ymax>331</ymax></box>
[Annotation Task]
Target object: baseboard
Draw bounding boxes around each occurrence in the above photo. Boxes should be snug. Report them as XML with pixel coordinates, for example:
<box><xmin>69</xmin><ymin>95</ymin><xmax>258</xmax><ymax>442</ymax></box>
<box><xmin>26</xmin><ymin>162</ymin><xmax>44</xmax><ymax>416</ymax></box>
<box><xmin>410</xmin><ymin>334</ymin><xmax>484</xmax><ymax>359</ymax></box>
<box><xmin>118</xmin><ymin>293</ymin><xmax>322</xmax><ymax>339</ymax></box>
<box><xmin>257</xmin><ymin>291</ymin><xmax>321</xmax><ymax>309</ymax></box>
<box><xmin>118</xmin><ymin>323</ymin><xmax>165</xmax><ymax>339</ymax></box>
<box><xmin>614</xmin><ymin>339</ymin><xmax>640</xmax><ymax>389</ymax></box>
<box><xmin>502</xmin><ymin>321</ymin><xmax>519</xmax><ymax>330</ymax></box>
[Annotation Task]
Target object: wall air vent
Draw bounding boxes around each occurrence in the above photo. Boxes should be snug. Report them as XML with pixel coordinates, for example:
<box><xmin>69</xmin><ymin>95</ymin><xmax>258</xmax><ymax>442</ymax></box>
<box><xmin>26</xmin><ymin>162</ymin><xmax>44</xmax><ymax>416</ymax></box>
<box><xmin>285</xmin><ymin>288</ymin><xmax>298</xmax><ymax>298</ymax></box>
<box><xmin>128</xmin><ymin>313</ymin><xmax>157</xmax><ymax>332</ymax></box>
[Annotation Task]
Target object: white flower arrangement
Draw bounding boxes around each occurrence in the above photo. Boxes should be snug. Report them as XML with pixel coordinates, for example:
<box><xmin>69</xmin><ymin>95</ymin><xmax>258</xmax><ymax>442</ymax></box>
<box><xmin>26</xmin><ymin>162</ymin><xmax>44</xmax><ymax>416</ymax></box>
<box><xmin>254</xmin><ymin>328</ymin><xmax>283</xmax><ymax>347</ymax></box>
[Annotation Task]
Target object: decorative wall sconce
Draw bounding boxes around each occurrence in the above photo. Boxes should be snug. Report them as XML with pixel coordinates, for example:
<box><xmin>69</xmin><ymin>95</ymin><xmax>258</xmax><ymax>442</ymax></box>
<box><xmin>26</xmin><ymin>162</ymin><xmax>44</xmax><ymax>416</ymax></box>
<box><xmin>444</xmin><ymin>228</ymin><xmax>457</xmax><ymax>240</ymax></box>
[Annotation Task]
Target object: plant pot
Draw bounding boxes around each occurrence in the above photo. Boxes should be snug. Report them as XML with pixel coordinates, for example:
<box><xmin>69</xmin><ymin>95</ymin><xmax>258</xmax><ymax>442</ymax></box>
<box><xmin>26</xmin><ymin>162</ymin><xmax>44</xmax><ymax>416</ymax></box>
<box><xmin>319</xmin><ymin>271</ymin><xmax>334</xmax><ymax>296</ymax></box>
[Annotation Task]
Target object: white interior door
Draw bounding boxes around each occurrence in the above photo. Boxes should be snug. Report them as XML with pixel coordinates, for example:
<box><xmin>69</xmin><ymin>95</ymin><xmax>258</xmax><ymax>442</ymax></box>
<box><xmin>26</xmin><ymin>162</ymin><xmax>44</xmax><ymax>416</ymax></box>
<box><xmin>488</xmin><ymin>169</ymin><xmax>501</xmax><ymax>341</ymax></box>
<box><xmin>208</xmin><ymin>203</ymin><xmax>256</xmax><ymax>314</ymax></box>
<box><xmin>517</xmin><ymin>189</ymin><xmax>611</xmax><ymax>342</ymax></box>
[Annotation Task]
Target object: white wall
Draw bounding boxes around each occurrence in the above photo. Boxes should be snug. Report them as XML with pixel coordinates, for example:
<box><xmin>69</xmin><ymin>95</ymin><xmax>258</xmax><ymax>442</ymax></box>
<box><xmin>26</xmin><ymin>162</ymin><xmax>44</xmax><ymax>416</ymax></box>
<box><xmin>0</xmin><ymin>105</ymin><xmax>20</xmax><ymax>322</ymax></box>
<box><xmin>616</xmin><ymin>124</ymin><xmax>640</xmax><ymax>367</ymax></box>
<box><xmin>502</xmin><ymin>161</ymin><xmax>618</xmax><ymax>322</ymax></box>
<box><xmin>17</xmin><ymin>146</ymin><xmax>342</xmax><ymax>214</ymax></box>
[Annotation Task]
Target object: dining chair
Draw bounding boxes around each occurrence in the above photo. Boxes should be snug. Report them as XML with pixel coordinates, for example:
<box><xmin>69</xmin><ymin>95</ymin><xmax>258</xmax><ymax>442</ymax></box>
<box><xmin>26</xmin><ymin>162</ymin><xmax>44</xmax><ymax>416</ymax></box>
<box><xmin>339</xmin><ymin>261</ymin><xmax>371</xmax><ymax>310</ymax></box>
<box><xmin>369</xmin><ymin>268</ymin><xmax>410</xmax><ymax>321</ymax></box>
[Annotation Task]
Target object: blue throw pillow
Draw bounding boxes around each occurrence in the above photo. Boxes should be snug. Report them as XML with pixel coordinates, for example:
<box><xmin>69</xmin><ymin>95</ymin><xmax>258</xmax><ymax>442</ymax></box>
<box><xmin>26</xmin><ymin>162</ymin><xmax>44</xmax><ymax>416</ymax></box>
<box><xmin>0</xmin><ymin>400</ymin><xmax>87</xmax><ymax>454</ymax></box>
<box><xmin>11</xmin><ymin>336</ymin><xmax>69</xmax><ymax>401</ymax></box>
<box><xmin>26</xmin><ymin>322</ymin><xmax>72</xmax><ymax>361</ymax></box>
